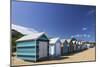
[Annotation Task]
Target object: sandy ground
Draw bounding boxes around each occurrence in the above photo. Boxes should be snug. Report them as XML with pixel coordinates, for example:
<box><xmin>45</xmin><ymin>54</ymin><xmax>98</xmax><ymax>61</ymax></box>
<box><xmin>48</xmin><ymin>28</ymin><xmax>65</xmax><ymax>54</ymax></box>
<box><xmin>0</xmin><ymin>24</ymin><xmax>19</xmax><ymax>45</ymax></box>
<box><xmin>11</xmin><ymin>47</ymin><xmax>96</xmax><ymax>66</ymax></box>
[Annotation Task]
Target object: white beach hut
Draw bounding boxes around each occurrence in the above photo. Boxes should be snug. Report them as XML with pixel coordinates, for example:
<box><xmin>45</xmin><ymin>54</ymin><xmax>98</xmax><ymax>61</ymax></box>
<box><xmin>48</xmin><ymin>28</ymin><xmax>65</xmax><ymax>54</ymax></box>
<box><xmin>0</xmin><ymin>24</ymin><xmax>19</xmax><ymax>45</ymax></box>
<box><xmin>49</xmin><ymin>37</ymin><xmax>61</xmax><ymax>57</ymax></box>
<box><xmin>86</xmin><ymin>41</ymin><xmax>91</xmax><ymax>48</ymax></box>
<box><xmin>80</xmin><ymin>41</ymin><xmax>87</xmax><ymax>50</ymax></box>
<box><xmin>75</xmin><ymin>41</ymin><xmax>80</xmax><ymax>52</ymax></box>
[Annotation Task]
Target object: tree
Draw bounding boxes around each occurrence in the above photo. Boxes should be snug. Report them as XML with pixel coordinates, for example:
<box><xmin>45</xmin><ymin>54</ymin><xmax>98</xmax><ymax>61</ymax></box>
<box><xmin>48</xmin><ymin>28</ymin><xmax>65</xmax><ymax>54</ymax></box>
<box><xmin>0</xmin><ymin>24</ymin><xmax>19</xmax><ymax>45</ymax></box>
<box><xmin>11</xmin><ymin>29</ymin><xmax>23</xmax><ymax>52</ymax></box>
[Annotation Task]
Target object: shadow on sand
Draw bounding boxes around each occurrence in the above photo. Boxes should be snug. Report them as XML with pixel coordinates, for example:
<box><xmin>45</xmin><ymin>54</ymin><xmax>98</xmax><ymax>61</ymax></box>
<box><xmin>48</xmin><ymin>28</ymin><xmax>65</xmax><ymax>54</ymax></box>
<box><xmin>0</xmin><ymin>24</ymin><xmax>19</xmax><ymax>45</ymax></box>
<box><xmin>24</xmin><ymin>56</ymin><xmax>69</xmax><ymax>63</ymax></box>
<box><xmin>66</xmin><ymin>48</ymin><xmax>88</xmax><ymax>56</ymax></box>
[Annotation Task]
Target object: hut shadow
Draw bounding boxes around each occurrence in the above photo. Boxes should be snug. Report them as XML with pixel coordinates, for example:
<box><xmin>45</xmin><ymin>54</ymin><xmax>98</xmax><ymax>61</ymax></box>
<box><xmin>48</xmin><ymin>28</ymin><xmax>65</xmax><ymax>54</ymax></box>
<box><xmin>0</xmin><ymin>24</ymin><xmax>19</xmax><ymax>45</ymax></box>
<box><xmin>66</xmin><ymin>48</ymin><xmax>88</xmax><ymax>56</ymax></box>
<box><xmin>37</xmin><ymin>56</ymin><xmax>69</xmax><ymax>62</ymax></box>
<box><xmin>23</xmin><ymin>56</ymin><xmax>69</xmax><ymax>63</ymax></box>
<box><xmin>49</xmin><ymin>56</ymin><xmax>69</xmax><ymax>60</ymax></box>
<box><xmin>75</xmin><ymin>48</ymin><xmax>88</xmax><ymax>54</ymax></box>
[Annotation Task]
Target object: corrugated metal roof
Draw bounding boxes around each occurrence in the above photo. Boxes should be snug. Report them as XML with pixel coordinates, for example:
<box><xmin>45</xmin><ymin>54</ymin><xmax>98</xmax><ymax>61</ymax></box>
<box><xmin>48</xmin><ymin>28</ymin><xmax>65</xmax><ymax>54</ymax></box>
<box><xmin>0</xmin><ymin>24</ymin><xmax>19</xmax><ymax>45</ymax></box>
<box><xmin>16</xmin><ymin>32</ymin><xmax>45</xmax><ymax>42</ymax></box>
<box><xmin>49</xmin><ymin>37</ymin><xmax>60</xmax><ymax>44</ymax></box>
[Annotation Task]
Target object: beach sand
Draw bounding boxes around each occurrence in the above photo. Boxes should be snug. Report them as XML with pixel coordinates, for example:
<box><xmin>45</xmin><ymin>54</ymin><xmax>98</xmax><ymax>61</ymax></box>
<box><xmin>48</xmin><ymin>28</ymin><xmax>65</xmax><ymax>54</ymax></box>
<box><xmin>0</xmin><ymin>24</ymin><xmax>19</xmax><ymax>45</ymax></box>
<box><xmin>11</xmin><ymin>47</ymin><xmax>96</xmax><ymax>66</ymax></box>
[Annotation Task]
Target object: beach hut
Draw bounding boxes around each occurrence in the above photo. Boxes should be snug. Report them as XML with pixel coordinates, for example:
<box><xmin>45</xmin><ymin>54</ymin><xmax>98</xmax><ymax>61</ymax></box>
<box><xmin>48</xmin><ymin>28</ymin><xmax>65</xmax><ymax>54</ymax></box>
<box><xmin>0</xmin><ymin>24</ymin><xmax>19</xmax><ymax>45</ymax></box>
<box><xmin>80</xmin><ymin>41</ymin><xmax>84</xmax><ymax>50</ymax></box>
<box><xmin>78</xmin><ymin>41</ymin><xmax>82</xmax><ymax>51</ymax></box>
<box><xmin>87</xmin><ymin>42</ymin><xmax>95</xmax><ymax>48</ymax></box>
<box><xmin>82</xmin><ymin>41</ymin><xmax>87</xmax><ymax>50</ymax></box>
<box><xmin>79</xmin><ymin>41</ymin><xmax>85</xmax><ymax>51</ymax></box>
<box><xmin>70</xmin><ymin>38</ymin><xmax>77</xmax><ymax>53</ymax></box>
<box><xmin>85</xmin><ymin>41</ymin><xmax>91</xmax><ymax>48</ymax></box>
<box><xmin>66</xmin><ymin>39</ymin><xmax>72</xmax><ymax>53</ymax></box>
<box><xmin>66</xmin><ymin>38</ymin><xmax>75</xmax><ymax>53</ymax></box>
<box><xmin>16</xmin><ymin>32</ymin><xmax>49</xmax><ymax>62</ymax></box>
<box><xmin>76</xmin><ymin>41</ymin><xmax>81</xmax><ymax>52</ymax></box>
<box><xmin>49</xmin><ymin>37</ymin><xmax>61</xmax><ymax>57</ymax></box>
<box><xmin>80</xmin><ymin>41</ymin><xmax>87</xmax><ymax>50</ymax></box>
<box><xmin>85</xmin><ymin>41</ymin><xmax>95</xmax><ymax>48</ymax></box>
<box><xmin>89</xmin><ymin>42</ymin><xmax>96</xmax><ymax>48</ymax></box>
<box><xmin>72</xmin><ymin>40</ymin><xmax>77</xmax><ymax>52</ymax></box>
<box><xmin>61</xmin><ymin>39</ymin><xmax>69</xmax><ymax>55</ymax></box>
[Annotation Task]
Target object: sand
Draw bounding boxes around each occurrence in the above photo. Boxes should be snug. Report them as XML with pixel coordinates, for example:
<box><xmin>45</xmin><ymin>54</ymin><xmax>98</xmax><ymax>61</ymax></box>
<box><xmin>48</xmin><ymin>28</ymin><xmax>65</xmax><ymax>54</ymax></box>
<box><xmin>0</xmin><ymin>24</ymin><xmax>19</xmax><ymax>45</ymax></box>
<box><xmin>11</xmin><ymin>47</ymin><xmax>96</xmax><ymax>66</ymax></box>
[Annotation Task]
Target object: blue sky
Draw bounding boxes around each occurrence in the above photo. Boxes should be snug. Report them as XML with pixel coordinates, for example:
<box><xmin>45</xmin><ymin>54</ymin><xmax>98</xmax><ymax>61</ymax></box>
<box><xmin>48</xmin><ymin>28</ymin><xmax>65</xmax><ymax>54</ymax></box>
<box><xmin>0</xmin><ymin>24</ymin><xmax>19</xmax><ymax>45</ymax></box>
<box><xmin>12</xmin><ymin>1</ymin><xmax>96</xmax><ymax>42</ymax></box>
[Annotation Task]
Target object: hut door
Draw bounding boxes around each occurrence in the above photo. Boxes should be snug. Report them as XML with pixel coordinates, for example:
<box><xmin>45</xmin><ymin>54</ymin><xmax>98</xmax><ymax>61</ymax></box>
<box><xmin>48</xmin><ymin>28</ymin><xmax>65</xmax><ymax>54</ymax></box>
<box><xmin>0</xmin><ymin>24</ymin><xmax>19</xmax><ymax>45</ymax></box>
<box><xmin>56</xmin><ymin>42</ymin><xmax>61</xmax><ymax>56</ymax></box>
<box><xmin>39</xmin><ymin>41</ymin><xmax>48</xmax><ymax>58</ymax></box>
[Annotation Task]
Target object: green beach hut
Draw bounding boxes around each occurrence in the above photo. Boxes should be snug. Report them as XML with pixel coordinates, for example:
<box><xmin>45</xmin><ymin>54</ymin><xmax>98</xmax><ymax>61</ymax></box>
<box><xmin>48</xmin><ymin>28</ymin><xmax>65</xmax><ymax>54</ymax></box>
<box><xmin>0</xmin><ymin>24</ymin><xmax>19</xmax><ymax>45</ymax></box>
<box><xmin>16</xmin><ymin>32</ymin><xmax>49</xmax><ymax>62</ymax></box>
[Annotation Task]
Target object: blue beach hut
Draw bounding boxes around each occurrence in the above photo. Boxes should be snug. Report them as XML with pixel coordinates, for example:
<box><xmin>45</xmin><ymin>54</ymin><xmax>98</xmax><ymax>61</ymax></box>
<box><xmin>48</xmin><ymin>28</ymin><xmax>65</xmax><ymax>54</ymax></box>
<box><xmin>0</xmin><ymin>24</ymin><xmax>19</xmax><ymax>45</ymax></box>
<box><xmin>66</xmin><ymin>39</ymin><xmax>72</xmax><ymax>53</ymax></box>
<box><xmin>61</xmin><ymin>39</ymin><xmax>69</xmax><ymax>55</ymax></box>
<box><xmin>16</xmin><ymin>32</ymin><xmax>49</xmax><ymax>62</ymax></box>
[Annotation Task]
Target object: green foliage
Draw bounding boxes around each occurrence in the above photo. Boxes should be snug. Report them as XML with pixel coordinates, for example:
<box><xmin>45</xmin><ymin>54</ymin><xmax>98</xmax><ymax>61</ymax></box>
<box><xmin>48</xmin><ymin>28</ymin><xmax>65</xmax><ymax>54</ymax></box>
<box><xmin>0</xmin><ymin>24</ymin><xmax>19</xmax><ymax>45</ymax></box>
<box><xmin>11</xmin><ymin>29</ymin><xmax>23</xmax><ymax>52</ymax></box>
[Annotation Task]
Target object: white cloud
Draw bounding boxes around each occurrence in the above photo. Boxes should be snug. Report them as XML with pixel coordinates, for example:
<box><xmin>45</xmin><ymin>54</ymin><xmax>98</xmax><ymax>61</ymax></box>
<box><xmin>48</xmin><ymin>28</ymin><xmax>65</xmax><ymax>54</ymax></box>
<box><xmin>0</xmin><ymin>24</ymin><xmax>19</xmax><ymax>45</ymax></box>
<box><xmin>76</xmin><ymin>34</ymin><xmax>80</xmax><ymax>37</ymax></box>
<box><xmin>71</xmin><ymin>34</ymin><xmax>91</xmax><ymax>38</ymax></box>
<box><xmin>87</xmin><ymin>9</ymin><xmax>95</xmax><ymax>16</ymax></box>
<box><xmin>87</xmin><ymin>34</ymin><xmax>91</xmax><ymax>38</ymax></box>
<box><xmin>71</xmin><ymin>35</ymin><xmax>74</xmax><ymax>38</ymax></box>
<box><xmin>82</xmin><ymin>27</ymin><xmax>87</xmax><ymax>31</ymax></box>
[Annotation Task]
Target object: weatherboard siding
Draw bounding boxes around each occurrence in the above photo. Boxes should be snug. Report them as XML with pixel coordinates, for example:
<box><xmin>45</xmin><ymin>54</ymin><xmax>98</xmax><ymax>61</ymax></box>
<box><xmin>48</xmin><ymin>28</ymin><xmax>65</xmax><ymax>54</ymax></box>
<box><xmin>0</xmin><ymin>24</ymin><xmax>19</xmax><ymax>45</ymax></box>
<box><xmin>61</xmin><ymin>41</ymin><xmax>69</xmax><ymax>55</ymax></box>
<box><xmin>55</xmin><ymin>42</ymin><xmax>61</xmax><ymax>56</ymax></box>
<box><xmin>17</xmin><ymin>40</ymin><xmax>36</xmax><ymax>47</ymax></box>
<box><xmin>63</xmin><ymin>43</ymin><xmax>69</xmax><ymax>54</ymax></box>
<box><xmin>76</xmin><ymin>44</ymin><xmax>81</xmax><ymax>51</ymax></box>
<box><xmin>49</xmin><ymin>45</ymin><xmax>55</xmax><ymax>56</ymax></box>
<box><xmin>18</xmin><ymin>55</ymin><xmax>36</xmax><ymax>61</ymax></box>
<box><xmin>69</xmin><ymin>42</ymin><xmax>74</xmax><ymax>53</ymax></box>
<box><xmin>16</xmin><ymin>40</ymin><xmax>37</xmax><ymax>61</ymax></box>
<box><xmin>67</xmin><ymin>44</ymin><xmax>70</xmax><ymax>53</ymax></box>
<box><xmin>73</xmin><ymin>44</ymin><xmax>77</xmax><ymax>52</ymax></box>
<box><xmin>49</xmin><ymin>40</ymin><xmax>61</xmax><ymax>57</ymax></box>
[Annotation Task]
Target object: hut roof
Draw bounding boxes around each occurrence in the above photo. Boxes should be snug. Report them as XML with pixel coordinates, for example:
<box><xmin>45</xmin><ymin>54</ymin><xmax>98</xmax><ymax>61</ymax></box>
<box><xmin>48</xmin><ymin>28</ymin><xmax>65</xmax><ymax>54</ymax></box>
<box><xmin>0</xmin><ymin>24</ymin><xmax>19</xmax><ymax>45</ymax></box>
<box><xmin>72</xmin><ymin>40</ymin><xmax>76</xmax><ymax>44</ymax></box>
<box><xmin>66</xmin><ymin>39</ymin><xmax>72</xmax><ymax>43</ymax></box>
<box><xmin>49</xmin><ymin>37</ymin><xmax>60</xmax><ymax>44</ymax></box>
<box><xmin>66</xmin><ymin>38</ymin><xmax>77</xmax><ymax>44</ymax></box>
<box><xmin>60</xmin><ymin>39</ymin><xmax>67</xmax><ymax>43</ymax></box>
<box><xmin>16</xmin><ymin>32</ymin><xmax>47</xmax><ymax>42</ymax></box>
